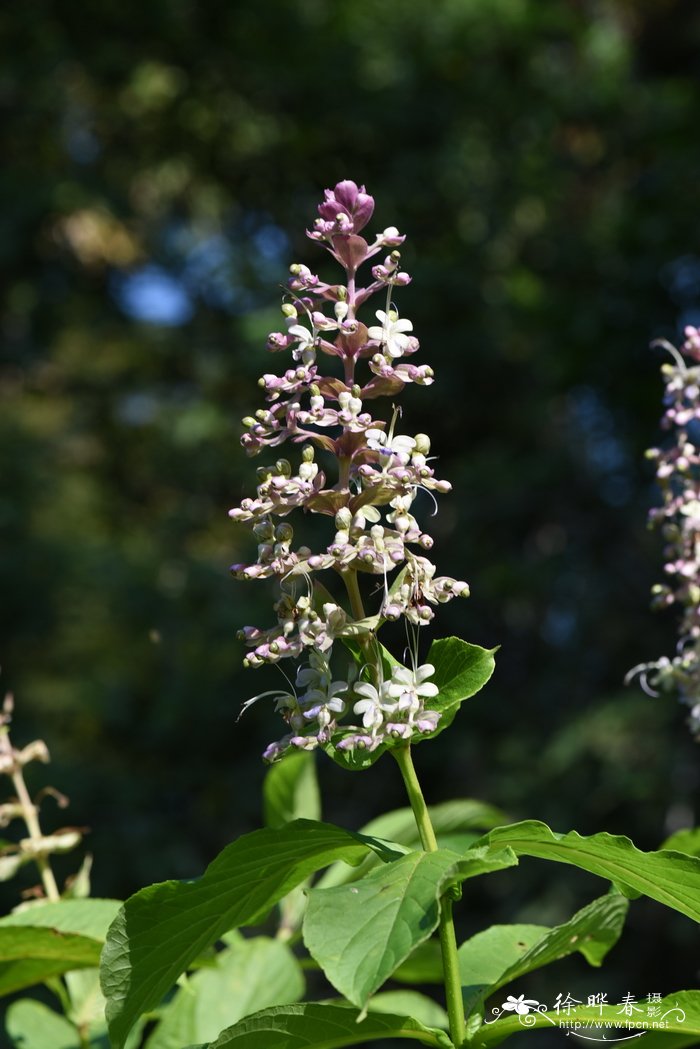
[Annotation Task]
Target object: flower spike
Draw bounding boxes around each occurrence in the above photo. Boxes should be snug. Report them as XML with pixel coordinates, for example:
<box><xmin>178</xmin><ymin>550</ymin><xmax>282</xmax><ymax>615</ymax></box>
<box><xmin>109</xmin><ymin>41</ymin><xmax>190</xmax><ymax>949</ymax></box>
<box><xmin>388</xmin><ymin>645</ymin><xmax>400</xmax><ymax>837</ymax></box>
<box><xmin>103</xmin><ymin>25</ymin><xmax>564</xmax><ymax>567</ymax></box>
<box><xmin>229</xmin><ymin>181</ymin><xmax>469</xmax><ymax>761</ymax></box>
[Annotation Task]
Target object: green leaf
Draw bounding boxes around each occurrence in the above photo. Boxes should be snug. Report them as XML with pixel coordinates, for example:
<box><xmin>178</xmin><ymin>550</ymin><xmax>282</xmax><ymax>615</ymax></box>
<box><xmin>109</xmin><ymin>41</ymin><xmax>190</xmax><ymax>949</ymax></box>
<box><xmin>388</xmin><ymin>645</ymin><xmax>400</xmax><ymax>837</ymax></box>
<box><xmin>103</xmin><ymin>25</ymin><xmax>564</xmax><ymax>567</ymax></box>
<box><xmin>262</xmin><ymin>753</ymin><xmax>322</xmax><ymax>936</ymax></box>
<box><xmin>304</xmin><ymin>846</ymin><xmax>517</xmax><ymax>1009</ymax></box>
<box><xmin>473</xmin><ymin>820</ymin><xmax>700</xmax><ymax>922</ymax></box>
<box><xmin>146</xmin><ymin>937</ymin><xmax>304</xmax><ymax>1049</ymax></box>
<box><xmin>459</xmin><ymin>893</ymin><xmax>628</xmax><ymax>1018</ymax></box>
<box><xmin>459</xmin><ymin>924</ymin><xmax>547</xmax><ymax>1017</ymax></box>
<box><xmin>0</xmin><ymin>926</ymin><xmax>101</xmax><ymax>996</ymax></box>
<box><xmin>101</xmin><ymin>820</ymin><xmax>400</xmax><ymax>1049</ymax></box>
<box><xmin>5</xmin><ymin>999</ymin><xmax>81</xmax><ymax>1049</ymax></box>
<box><xmin>367</xmin><ymin>991</ymin><xmax>449</xmax><ymax>1030</ymax></box>
<box><xmin>471</xmin><ymin>990</ymin><xmax>700</xmax><ymax>1048</ymax></box>
<box><xmin>661</xmin><ymin>828</ymin><xmax>700</xmax><ymax>857</ymax></box>
<box><xmin>392</xmin><ymin>939</ymin><xmax>444</xmax><ymax>984</ymax></box>
<box><xmin>263</xmin><ymin>751</ymin><xmax>321</xmax><ymax>829</ymax></box>
<box><xmin>327</xmin><ymin>638</ymin><xmax>496</xmax><ymax>771</ymax></box>
<box><xmin>65</xmin><ymin>967</ymin><xmax>110</xmax><ymax>1037</ymax></box>
<box><xmin>193</xmin><ymin>1003</ymin><xmax>454</xmax><ymax>1048</ymax></box>
<box><xmin>0</xmin><ymin>898</ymin><xmax>122</xmax><ymax>941</ymax></box>
<box><xmin>424</xmin><ymin>637</ymin><xmax>497</xmax><ymax>739</ymax></box>
<box><xmin>318</xmin><ymin>799</ymin><xmax>507</xmax><ymax>889</ymax></box>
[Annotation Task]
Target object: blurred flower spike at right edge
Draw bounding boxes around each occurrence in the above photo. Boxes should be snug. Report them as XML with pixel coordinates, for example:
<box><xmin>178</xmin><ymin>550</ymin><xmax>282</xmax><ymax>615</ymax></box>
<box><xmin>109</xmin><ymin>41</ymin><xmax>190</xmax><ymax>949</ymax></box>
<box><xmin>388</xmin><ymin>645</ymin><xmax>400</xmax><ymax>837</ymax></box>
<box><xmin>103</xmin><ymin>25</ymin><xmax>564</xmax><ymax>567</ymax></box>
<box><xmin>228</xmin><ymin>180</ymin><xmax>470</xmax><ymax>762</ymax></box>
<box><xmin>628</xmin><ymin>325</ymin><xmax>700</xmax><ymax>736</ymax></box>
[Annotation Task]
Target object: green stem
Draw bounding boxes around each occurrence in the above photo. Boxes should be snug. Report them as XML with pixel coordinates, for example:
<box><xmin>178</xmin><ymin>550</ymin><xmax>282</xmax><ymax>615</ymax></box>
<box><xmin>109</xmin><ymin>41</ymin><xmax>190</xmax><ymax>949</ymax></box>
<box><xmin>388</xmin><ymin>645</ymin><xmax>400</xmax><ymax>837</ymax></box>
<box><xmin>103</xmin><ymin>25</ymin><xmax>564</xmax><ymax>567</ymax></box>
<box><xmin>342</xmin><ymin>568</ymin><xmax>366</xmax><ymax>621</ymax></box>
<box><xmin>393</xmin><ymin>745</ymin><xmax>465</xmax><ymax>1048</ymax></box>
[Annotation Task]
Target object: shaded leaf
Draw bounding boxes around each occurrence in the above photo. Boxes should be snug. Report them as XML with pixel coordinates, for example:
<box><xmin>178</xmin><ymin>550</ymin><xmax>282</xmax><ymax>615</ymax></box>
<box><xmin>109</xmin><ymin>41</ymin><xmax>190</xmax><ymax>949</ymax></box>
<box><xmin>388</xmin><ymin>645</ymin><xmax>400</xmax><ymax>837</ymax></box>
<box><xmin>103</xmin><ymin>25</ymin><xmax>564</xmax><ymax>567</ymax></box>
<box><xmin>263</xmin><ymin>750</ymin><xmax>320</xmax><ymax>829</ymax></box>
<box><xmin>459</xmin><ymin>893</ymin><xmax>628</xmax><ymax>1017</ymax></box>
<box><xmin>318</xmin><ymin>799</ymin><xmax>507</xmax><ymax>889</ymax></box>
<box><xmin>0</xmin><ymin>926</ymin><xmax>101</xmax><ymax>996</ymax></box>
<box><xmin>5</xmin><ymin>999</ymin><xmax>80</xmax><ymax>1049</ymax></box>
<box><xmin>101</xmin><ymin>820</ymin><xmax>400</xmax><ymax>1049</ymax></box>
<box><xmin>146</xmin><ymin>937</ymin><xmax>304</xmax><ymax>1049</ymax></box>
<box><xmin>195</xmin><ymin>1002</ymin><xmax>453</xmax><ymax>1048</ymax></box>
<box><xmin>304</xmin><ymin>846</ymin><xmax>517</xmax><ymax>1008</ymax></box>
<box><xmin>392</xmin><ymin>940</ymin><xmax>443</xmax><ymax>985</ymax></box>
<box><xmin>459</xmin><ymin>924</ymin><xmax>547</xmax><ymax>1018</ymax></box>
<box><xmin>262</xmin><ymin>761</ymin><xmax>318</xmax><ymax>944</ymax></box>
<box><xmin>367</xmin><ymin>991</ymin><xmax>449</xmax><ymax>1030</ymax></box>
<box><xmin>0</xmin><ymin>898</ymin><xmax>122</xmax><ymax>941</ymax></box>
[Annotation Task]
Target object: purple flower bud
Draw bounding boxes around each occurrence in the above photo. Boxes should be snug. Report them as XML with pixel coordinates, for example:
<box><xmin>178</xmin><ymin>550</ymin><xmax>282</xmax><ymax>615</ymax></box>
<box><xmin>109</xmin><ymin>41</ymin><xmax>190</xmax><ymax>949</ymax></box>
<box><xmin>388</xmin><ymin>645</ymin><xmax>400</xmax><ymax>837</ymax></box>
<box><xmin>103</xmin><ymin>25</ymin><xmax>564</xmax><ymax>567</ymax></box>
<box><xmin>318</xmin><ymin>180</ymin><xmax>375</xmax><ymax>235</ymax></box>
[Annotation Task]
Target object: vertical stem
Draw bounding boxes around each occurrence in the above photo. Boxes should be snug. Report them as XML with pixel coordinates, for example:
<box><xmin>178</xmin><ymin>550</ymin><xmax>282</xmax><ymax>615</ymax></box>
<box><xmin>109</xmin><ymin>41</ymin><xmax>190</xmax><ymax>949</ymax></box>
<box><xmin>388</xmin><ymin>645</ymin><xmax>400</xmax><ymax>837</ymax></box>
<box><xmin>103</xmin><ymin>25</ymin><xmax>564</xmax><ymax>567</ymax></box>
<box><xmin>393</xmin><ymin>745</ymin><xmax>465</xmax><ymax>1048</ymax></box>
<box><xmin>11</xmin><ymin>767</ymin><xmax>60</xmax><ymax>902</ymax></box>
<box><xmin>343</xmin><ymin>568</ymin><xmax>366</xmax><ymax>621</ymax></box>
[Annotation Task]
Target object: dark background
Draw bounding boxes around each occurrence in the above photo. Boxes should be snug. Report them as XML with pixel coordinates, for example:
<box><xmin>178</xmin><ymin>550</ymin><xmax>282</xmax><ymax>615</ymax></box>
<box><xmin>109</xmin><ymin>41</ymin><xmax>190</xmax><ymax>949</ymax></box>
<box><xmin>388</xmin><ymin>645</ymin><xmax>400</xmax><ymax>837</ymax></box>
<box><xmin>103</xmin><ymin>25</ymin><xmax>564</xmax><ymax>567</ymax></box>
<box><xmin>2</xmin><ymin>0</ymin><xmax>700</xmax><ymax>1024</ymax></box>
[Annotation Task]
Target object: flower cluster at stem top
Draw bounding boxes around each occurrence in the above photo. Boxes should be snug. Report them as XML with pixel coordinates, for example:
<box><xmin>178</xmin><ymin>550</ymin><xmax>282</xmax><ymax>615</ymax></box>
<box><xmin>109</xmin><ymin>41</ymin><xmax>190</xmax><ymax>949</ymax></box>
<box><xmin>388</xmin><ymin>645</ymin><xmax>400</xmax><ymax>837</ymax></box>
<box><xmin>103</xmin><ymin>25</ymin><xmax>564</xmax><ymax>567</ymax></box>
<box><xmin>229</xmin><ymin>180</ymin><xmax>468</xmax><ymax>761</ymax></box>
<box><xmin>628</xmin><ymin>326</ymin><xmax>700</xmax><ymax>736</ymax></box>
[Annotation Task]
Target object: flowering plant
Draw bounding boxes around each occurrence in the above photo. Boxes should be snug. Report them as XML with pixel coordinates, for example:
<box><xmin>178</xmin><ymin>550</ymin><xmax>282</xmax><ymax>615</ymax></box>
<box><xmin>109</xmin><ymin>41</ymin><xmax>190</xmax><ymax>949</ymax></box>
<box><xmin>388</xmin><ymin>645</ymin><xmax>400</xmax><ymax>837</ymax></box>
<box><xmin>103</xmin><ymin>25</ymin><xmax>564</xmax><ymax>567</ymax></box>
<box><xmin>3</xmin><ymin>183</ymin><xmax>700</xmax><ymax>1049</ymax></box>
<box><xmin>229</xmin><ymin>177</ymin><xmax>473</xmax><ymax>767</ymax></box>
<box><xmin>628</xmin><ymin>326</ymin><xmax>700</xmax><ymax>735</ymax></box>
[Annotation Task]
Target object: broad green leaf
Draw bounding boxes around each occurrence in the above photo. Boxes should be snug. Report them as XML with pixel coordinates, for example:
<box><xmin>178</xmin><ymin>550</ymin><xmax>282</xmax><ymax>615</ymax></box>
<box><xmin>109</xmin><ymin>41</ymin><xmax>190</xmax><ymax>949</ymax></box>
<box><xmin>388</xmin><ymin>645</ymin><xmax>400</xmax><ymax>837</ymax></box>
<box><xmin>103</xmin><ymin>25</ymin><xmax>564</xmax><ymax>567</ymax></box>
<box><xmin>368</xmin><ymin>991</ymin><xmax>449</xmax><ymax>1030</ymax></box>
<box><xmin>473</xmin><ymin>820</ymin><xmax>700</xmax><ymax>922</ymax></box>
<box><xmin>101</xmin><ymin>820</ymin><xmax>401</xmax><ymax>1049</ymax></box>
<box><xmin>262</xmin><ymin>752</ymin><xmax>322</xmax><ymax>937</ymax></box>
<box><xmin>5</xmin><ymin>999</ymin><xmax>80</xmax><ymax>1049</ymax></box>
<box><xmin>459</xmin><ymin>893</ymin><xmax>628</xmax><ymax>1017</ymax></box>
<box><xmin>304</xmin><ymin>846</ymin><xmax>517</xmax><ymax>1008</ymax></box>
<box><xmin>424</xmin><ymin>637</ymin><xmax>497</xmax><ymax>738</ymax></box>
<box><xmin>194</xmin><ymin>1002</ymin><xmax>454</xmax><ymax>1048</ymax></box>
<box><xmin>263</xmin><ymin>751</ymin><xmax>321</xmax><ymax>829</ymax></box>
<box><xmin>0</xmin><ymin>926</ymin><xmax>101</xmax><ymax>996</ymax></box>
<box><xmin>392</xmin><ymin>939</ymin><xmax>443</xmax><ymax>984</ymax></box>
<box><xmin>498</xmin><ymin>892</ymin><xmax>628</xmax><ymax>971</ymax></box>
<box><xmin>471</xmin><ymin>990</ymin><xmax>700</xmax><ymax>1048</ymax></box>
<box><xmin>661</xmin><ymin>828</ymin><xmax>700</xmax><ymax>857</ymax></box>
<box><xmin>66</xmin><ymin>968</ymin><xmax>109</xmax><ymax>1031</ymax></box>
<box><xmin>318</xmin><ymin>799</ymin><xmax>507</xmax><ymax>889</ymax></box>
<box><xmin>459</xmin><ymin>924</ymin><xmax>547</xmax><ymax>1017</ymax></box>
<box><xmin>0</xmin><ymin>898</ymin><xmax>121</xmax><ymax>941</ymax></box>
<box><xmin>146</xmin><ymin>937</ymin><xmax>304</xmax><ymax>1049</ymax></box>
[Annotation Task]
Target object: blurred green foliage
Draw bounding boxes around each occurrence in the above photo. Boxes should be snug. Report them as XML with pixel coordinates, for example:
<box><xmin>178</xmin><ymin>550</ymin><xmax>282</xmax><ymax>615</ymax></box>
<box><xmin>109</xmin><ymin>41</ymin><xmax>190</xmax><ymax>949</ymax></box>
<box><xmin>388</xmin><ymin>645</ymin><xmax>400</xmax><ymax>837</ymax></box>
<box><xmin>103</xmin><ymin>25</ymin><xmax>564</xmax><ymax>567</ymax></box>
<box><xmin>2</xmin><ymin>0</ymin><xmax>700</xmax><ymax>997</ymax></box>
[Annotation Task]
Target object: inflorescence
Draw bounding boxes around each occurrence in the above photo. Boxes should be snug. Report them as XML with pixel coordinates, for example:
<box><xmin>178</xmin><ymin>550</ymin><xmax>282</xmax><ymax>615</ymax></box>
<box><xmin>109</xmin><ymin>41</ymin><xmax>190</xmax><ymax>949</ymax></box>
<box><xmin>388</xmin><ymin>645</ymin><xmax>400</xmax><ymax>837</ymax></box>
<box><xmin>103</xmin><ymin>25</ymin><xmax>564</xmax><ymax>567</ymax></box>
<box><xmin>628</xmin><ymin>325</ymin><xmax>700</xmax><ymax>736</ymax></box>
<box><xmin>229</xmin><ymin>181</ymin><xmax>468</xmax><ymax>761</ymax></box>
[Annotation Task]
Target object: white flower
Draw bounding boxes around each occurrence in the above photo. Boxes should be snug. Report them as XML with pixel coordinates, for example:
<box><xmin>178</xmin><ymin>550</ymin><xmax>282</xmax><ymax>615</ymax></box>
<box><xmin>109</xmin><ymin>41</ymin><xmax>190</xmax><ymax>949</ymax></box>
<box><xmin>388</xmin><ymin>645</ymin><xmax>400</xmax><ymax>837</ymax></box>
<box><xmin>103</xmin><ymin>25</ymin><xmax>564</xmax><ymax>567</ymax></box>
<box><xmin>367</xmin><ymin>309</ymin><xmax>413</xmax><ymax>359</ymax></box>
<box><xmin>386</xmin><ymin>664</ymin><xmax>439</xmax><ymax>720</ymax></box>
<box><xmin>287</xmin><ymin>323</ymin><xmax>316</xmax><ymax>365</ymax></box>
<box><xmin>365</xmin><ymin>427</ymin><xmax>416</xmax><ymax>460</ymax></box>
<box><xmin>353</xmin><ymin>680</ymin><xmax>392</xmax><ymax>732</ymax></box>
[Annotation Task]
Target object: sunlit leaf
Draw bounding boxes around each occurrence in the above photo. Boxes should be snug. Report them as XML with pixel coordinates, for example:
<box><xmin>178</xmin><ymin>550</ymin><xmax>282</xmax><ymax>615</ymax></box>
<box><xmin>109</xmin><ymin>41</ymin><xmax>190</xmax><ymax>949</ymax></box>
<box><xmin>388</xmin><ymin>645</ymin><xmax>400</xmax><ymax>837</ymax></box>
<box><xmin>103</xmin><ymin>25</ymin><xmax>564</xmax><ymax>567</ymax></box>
<box><xmin>101</xmin><ymin>820</ymin><xmax>400</xmax><ymax>1049</ymax></box>
<box><xmin>474</xmin><ymin>820</ymin><xmax>700</xmax><ymax>920</ymax></box>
